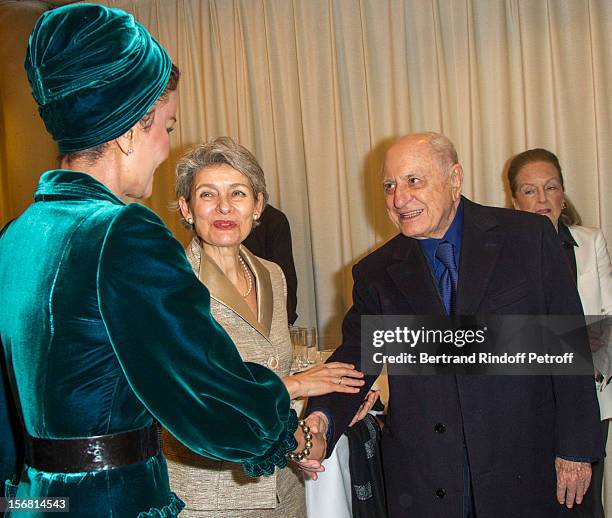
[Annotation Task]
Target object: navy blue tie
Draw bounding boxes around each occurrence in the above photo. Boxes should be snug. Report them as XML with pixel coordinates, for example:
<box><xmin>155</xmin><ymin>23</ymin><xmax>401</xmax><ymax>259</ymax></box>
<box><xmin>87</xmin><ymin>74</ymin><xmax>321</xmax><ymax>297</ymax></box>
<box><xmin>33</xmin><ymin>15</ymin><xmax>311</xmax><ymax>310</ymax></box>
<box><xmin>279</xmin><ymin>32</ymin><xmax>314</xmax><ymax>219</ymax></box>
<box><xmin>435</xmin><ymin>241</ymin><xmax>458</xmax><ymax>315</ymax></box>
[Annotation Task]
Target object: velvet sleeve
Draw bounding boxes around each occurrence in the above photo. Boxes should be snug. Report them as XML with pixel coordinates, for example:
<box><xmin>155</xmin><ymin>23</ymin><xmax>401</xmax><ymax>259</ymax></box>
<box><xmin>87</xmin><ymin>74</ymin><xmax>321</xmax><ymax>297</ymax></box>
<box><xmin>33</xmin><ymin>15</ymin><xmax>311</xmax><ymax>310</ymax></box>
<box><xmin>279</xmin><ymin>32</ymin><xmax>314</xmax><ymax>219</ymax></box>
<box><xmin>97</xmin><ymin>203</ymin><xmax>296</xmax><ymax>476</ymax></box>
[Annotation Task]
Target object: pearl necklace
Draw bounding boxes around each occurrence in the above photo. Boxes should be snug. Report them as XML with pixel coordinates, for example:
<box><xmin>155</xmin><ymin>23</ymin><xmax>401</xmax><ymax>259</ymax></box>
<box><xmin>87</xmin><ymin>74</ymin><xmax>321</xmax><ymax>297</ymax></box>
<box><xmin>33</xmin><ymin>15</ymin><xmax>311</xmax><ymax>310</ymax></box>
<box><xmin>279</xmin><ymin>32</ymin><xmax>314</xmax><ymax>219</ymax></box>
<box><xmin>238</xmin><ymin>255</ymin><xmax>253</xmax><ymax>298</ymax></box>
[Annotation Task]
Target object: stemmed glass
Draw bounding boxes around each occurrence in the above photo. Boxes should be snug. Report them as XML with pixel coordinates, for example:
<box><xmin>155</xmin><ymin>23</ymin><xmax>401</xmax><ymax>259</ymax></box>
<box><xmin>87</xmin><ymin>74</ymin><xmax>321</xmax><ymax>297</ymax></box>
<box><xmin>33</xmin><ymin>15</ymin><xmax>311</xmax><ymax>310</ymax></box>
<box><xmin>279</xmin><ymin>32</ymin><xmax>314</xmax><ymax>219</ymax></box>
<box><xmin>305</xmin><ymin>327</ymin><xmax>318</xmax><ymax>365</ymax></box>
<box><xmin>289</xmin><ymin>326</ymin><xmax>307</xmax><ymax>372</ymax></box>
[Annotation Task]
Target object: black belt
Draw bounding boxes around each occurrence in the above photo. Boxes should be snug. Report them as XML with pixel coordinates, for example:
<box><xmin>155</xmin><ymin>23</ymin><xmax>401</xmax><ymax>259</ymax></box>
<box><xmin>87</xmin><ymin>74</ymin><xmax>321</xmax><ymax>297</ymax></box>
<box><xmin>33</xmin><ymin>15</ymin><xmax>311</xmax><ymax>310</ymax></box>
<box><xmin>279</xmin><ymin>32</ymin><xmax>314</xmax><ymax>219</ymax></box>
<box><xmin>25</xmin><ymin>422</ymin><xmax>162</xmax><ymax>473</ymax></box>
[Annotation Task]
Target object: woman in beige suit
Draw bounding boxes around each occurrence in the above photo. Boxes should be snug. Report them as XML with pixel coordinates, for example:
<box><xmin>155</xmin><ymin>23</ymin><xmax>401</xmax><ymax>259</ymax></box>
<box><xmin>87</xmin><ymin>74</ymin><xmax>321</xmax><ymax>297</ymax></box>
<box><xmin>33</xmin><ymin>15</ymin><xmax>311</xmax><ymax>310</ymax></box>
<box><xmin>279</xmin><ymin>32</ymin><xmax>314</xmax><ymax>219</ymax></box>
<box><xmin>508</xmin><ymin>148</ymin><xmax>612</xmax><ymax>518</ymax></box>
<box><xmin>166</xmin><ymin>137</ymin><xmax>376</xmax><ymax>517</ymax></box>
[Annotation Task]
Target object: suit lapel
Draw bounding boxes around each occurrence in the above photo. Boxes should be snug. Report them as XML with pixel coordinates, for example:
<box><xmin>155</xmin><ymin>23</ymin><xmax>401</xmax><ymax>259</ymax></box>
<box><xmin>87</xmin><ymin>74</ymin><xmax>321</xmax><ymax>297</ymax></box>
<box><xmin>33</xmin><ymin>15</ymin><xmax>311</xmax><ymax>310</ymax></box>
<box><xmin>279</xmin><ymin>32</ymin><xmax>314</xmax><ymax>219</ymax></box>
<box><xmin>387</xmin><ymin>237</ymin><xmax>447</xmax><ymax>315</ymax></box>
<box><xmin>241</xmin><ymin>247</ymin><xmax>273</xmax><ymax>337</ymax></box>
<box><xmin>456</xmin><ymin>198</ymin><xmax>504</xmax><ymax>314</ymax></box>
<box><xmin>197</xmin><ymin>245</ymin><xmax>271</xmax><ymax>339</ymax></box>
<box><xmin>568</xmin><ymin>227</ymin><xmax>599</xmax><ymax>313</ymax></box>
<box><xmin>569</xmin><ymin>227</ymin><xmax>589</xmax><ymax>276</ymax></box>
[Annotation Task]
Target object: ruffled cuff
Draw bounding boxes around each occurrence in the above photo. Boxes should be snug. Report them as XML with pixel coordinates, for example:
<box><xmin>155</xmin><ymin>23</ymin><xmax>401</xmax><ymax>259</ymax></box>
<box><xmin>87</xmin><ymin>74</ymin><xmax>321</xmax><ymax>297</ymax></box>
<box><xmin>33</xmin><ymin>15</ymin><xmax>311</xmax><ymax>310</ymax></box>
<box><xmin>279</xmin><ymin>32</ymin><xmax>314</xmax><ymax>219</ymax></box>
<box><xmin>138</xmin><ymin>492</ymin><xmax>185</xmax><ymax>517</ymax></box>
<box><xmin>242</xmin><ymin>409</ymin><xmax>298</xmax><ymax>478</ymax></box>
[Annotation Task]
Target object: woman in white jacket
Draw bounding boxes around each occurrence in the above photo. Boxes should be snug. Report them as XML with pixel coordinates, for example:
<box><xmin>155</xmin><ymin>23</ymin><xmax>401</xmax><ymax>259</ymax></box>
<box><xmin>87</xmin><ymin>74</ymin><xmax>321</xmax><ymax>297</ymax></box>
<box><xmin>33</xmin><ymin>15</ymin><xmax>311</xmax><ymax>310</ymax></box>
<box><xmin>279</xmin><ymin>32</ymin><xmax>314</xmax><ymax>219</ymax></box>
<box><xmin>508</xmin><ymin>148</ymin><xmax>612</xmax><ymax>518</ymax></box>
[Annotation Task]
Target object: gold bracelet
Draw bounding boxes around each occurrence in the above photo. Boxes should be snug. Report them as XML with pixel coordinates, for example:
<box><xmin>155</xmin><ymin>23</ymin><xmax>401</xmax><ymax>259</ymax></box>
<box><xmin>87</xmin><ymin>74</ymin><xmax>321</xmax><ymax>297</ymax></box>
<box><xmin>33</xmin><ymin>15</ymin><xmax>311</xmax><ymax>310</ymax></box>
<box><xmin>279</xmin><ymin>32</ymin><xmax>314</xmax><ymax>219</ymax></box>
<box><xmin>287</xmin><ymin>420</ymin><xmax>313</xmax><ymax>462</ymax></box>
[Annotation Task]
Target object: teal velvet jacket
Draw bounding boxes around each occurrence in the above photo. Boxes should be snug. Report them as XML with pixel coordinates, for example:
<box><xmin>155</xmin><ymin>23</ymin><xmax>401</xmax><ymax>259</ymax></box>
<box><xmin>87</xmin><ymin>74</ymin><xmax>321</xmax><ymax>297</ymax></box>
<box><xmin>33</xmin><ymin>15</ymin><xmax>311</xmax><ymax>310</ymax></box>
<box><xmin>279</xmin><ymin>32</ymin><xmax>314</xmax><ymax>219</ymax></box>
<box><xmin>0</xmin><ymin>171</ymin><xmax>297</xmax><ymax>517</ymax></box>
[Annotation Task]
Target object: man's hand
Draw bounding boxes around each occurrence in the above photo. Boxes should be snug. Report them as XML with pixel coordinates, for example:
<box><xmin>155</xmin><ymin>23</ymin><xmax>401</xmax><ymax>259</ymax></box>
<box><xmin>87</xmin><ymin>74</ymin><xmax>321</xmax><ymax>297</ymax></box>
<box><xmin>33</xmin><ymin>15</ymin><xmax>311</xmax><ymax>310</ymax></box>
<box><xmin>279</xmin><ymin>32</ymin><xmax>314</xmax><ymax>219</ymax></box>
<box><xmin>290</xmin><ymin>412</ymin><xmax>329</xmax><ymax>480</ymax></box>
<box><xmin>349</xmin><ymin>390</ymin><xmax>381</xmax><ymax>427</ymax></box>
<box><xmin>555</xmin><ymin>457</ymin><xmax>592</xmax><ymax>508</ymax></box>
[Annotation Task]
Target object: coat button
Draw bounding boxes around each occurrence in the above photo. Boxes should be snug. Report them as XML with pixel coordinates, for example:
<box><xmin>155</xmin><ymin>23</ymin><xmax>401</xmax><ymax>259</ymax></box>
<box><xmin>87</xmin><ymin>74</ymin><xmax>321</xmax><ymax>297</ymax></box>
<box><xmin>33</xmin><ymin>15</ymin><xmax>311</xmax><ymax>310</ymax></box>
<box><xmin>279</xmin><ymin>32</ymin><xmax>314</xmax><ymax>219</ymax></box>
<box><xmin>434</xmin><ymin>423</ymin><xmax>446</xmax><ymax>434</ymax></box>
<box><xmin>436</xmin><ymin>488</ymin><xmax>446</xmax><ymax>498</ymax></box>
<box><xmin>267</xmin><ymin>355</ymin><xmax>279</xmax><ymax>370</ymax></box>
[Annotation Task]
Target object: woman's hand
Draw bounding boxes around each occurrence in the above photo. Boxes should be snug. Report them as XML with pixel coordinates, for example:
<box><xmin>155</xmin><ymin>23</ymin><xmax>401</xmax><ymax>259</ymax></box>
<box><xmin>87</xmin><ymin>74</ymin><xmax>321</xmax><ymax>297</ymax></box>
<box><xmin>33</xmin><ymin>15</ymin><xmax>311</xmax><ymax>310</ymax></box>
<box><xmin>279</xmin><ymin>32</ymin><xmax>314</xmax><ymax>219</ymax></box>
<box><xmin>289</xmin><ymin>416</ymin><xmax>327</xmax><ymax>480</ymax></box>
<box><xmin>290</xmin><ymin>412</ymin><xmax>329</xmax><ymax>480</ymax></box>
<box><xmin>349</xmin><ymin>389</ymin><xmax>381</xmax><ymax>427</ymax></box>
<box><xmin>282</xmin><ymin>362</ymin><xmax>365</xmax><ymax>399</ymax></box>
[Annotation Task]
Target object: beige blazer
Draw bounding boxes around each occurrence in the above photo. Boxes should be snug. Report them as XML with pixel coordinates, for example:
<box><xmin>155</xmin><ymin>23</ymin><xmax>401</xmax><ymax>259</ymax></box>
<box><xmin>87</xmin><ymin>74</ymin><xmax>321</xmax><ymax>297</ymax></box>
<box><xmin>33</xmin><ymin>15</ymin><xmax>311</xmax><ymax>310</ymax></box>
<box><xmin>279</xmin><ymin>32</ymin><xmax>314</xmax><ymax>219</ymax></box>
<box><xmin>570</xmin><ymin>226</ymin><xmax>612</xmax><ymax>419</ymax></box>
<box><xmin>164</xmin><ymin>240</ymin><xmax>303</xmax><ymax>513</ymax></box>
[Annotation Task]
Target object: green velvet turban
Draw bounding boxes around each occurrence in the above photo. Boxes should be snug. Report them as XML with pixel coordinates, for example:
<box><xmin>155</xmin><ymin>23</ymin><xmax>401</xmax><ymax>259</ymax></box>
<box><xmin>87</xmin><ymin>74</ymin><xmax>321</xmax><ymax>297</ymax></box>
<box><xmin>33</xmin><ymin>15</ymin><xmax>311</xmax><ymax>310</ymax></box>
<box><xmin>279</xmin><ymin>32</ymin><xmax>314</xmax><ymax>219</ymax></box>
<box><xmin>25</xmin><ymin>3</ymin><xmax>172</xmax><ymax>153</ymax></box>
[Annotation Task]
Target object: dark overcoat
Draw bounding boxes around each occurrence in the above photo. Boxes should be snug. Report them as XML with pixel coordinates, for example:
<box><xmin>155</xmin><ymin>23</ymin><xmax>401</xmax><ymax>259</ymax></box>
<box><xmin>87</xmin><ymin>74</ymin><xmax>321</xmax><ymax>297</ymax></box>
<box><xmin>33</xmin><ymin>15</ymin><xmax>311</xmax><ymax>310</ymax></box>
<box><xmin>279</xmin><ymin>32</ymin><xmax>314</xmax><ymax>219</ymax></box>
<box><xmin>309</xmin><ymin>197</ymin><xmax>602</xmax><ymax>518</ymax></box>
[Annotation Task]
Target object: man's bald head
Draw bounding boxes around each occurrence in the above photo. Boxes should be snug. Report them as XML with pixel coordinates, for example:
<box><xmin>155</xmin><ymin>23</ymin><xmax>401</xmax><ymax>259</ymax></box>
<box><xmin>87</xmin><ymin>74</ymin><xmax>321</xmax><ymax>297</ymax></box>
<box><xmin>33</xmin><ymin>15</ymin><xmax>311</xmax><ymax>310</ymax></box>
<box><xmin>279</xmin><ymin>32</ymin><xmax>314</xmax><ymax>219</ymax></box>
<box><xmin>387</xmin><ymin>132</ymin><xmax>458</xmax><ymax>174</ymax></box>
<box><xmin>381</xmin><ymin>132</ymin><xmax>463</xmax><ymax>239</ymax></box>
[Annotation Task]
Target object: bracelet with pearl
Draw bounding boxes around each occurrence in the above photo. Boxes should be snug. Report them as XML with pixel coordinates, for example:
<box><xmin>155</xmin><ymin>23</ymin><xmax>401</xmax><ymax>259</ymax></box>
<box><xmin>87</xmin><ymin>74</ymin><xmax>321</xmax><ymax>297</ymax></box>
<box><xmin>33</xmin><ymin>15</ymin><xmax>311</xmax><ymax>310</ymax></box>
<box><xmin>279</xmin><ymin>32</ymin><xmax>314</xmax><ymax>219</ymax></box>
<box><xmin>287</xmin><ymin>419</ymin><xmax>313</xmax><ymax>462</ymax></box>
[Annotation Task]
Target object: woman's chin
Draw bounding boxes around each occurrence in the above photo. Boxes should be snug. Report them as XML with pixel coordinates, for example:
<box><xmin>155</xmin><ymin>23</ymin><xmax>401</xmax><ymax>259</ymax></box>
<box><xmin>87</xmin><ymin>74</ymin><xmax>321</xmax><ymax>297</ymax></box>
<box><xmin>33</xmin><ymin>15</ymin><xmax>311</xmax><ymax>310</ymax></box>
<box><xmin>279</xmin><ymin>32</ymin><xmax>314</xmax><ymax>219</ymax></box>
<box><xmin>124</xmin><ymin>190</ymin><xmax>151</xmax><ymax>201</ymax></box>
<box><xmin>200</xmin><ymin>235</ymin><xmax>243</xmax><ymax>250</ymax></box>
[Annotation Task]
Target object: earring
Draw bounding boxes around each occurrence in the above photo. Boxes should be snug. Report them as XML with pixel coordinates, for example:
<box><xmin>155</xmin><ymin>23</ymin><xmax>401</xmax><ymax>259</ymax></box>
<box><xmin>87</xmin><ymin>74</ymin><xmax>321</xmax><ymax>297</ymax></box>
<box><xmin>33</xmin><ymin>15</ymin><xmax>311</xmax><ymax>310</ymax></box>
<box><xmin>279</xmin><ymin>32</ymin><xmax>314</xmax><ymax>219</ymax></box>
<box><xmin>562</xmin><ymin>200</ymin><xmax>567</xmax><ymax>210</ymax></box>
<box><xmin>126</xmin><ymin>129</ymin><xmax>134</xmax><ymax>156</ymax></box>
<box><xmin>253</xmin><ymin>213</ymin><xmax>259</xmax><ymax>220</ymax></box>
<box><xmin>187</xmin><ymin>218</ymin><xmax>194</xmax><ymax>225</ymax></box>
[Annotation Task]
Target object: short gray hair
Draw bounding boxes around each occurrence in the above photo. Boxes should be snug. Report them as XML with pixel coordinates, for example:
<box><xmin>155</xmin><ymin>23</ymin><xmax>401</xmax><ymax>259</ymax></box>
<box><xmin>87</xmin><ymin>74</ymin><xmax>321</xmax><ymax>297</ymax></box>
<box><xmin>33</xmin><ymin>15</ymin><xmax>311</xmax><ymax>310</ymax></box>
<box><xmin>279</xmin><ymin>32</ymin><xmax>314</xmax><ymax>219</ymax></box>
<box><xmin>175</xmin><ymin>137</ymin><xmax>269</xmax><ymax>227</ymax></box>
<box><xmin>423</xmin><ymin>132</ymin><xmax>459</xmax><ymax>172</ymax></box>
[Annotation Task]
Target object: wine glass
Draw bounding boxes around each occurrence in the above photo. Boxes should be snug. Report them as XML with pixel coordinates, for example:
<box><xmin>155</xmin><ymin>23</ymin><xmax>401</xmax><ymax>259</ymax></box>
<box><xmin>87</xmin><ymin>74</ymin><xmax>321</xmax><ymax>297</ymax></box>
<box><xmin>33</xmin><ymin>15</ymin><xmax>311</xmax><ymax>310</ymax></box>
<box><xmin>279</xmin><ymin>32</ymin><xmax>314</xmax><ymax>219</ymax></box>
<box><xmin>305</xmin><ymin>327</ymin><xmax>318</xmax><ymax>364</ymax></box>
<box><xmin>289</xmin><ymin>326</ymin><xmax>307</xmax><ymax>371</ymax></box>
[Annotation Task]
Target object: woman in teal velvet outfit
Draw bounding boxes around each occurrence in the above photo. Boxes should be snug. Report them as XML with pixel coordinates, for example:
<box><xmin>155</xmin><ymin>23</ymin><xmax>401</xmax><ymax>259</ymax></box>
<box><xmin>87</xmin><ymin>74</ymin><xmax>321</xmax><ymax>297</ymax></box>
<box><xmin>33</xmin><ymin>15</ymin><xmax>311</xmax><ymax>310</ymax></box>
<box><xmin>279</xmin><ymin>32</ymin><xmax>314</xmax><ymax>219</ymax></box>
<box><xmin>0</xmin><ymin>4</ymin><xmax>318</xmax><ymax>517</ymax></box>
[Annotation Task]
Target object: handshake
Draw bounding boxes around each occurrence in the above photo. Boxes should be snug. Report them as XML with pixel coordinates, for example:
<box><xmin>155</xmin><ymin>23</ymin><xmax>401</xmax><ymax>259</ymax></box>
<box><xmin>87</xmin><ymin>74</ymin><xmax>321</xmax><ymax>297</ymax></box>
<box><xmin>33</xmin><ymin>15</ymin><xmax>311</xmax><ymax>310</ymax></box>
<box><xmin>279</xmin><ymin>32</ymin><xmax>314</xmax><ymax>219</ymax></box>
<box><xmin>287</xmin><ymin>390</ymin><xmax>380</xmax><ymax>480</ymax></box>
<box><xmin>287</xmin><ymin>412</ymin><xmax>328</xmax><ymax>480</ymax></box>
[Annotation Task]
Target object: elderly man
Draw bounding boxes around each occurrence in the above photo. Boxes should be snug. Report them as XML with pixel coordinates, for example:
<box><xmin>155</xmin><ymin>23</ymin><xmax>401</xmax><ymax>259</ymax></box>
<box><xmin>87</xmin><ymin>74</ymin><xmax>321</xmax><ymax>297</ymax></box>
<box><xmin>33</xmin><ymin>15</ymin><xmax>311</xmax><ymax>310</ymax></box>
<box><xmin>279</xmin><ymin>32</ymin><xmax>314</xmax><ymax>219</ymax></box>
<box><xmin>304</xmin><ymin>133</ymin><xmax>602</xmax><ymax>517</ymax></box>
